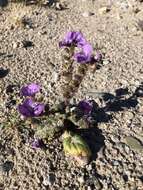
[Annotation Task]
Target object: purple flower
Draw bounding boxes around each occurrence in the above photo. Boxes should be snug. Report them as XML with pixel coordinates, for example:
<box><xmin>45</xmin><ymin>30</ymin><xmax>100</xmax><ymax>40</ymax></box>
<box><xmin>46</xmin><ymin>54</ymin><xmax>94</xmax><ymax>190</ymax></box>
<box><xmin>74</xmin><ymin>43</ymin><xmax>93</xmax><ymax>63</ymax></box>
<box><xmin>78</xmin><ymin>100</ymin><xmax>93</xmax><ymax>115</ymax></box>
<box><xmin>60</xmin><ymin>31</ymin><xmax>95</xmax><ymax>64</ymax></box>
<box><xmin>18</xmin><ymin>98</ymin><xmax>45</xmax><ymax>117</ymax></box>
<box><xmin>21</xmin><ymin>83</ymin><xmax>40</xmax><ymax>97</ymax></box>
<box><xmin>31</xmin><ymin>138</ymin><xmax>43</xmax><ymax>149</ymax></box>
<box><xmin>59</xmin><ymin>31</ymin><xmax>87</xmax><ymax>48</ymax></box>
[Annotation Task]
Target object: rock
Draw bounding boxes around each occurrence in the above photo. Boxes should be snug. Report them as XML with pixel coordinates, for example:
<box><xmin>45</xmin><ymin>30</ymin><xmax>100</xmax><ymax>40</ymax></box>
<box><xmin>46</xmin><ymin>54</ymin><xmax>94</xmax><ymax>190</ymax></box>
<box><xmin>117</xmin><ymin>165</ymin><xmax>123</xmax><ymax>174</ymax></box>
<box><xmin>116</xmin><ymin>13</ymin><xmax>123</xmax><ymax>20</ymax></box>
<box><xmin>52</xmin><ymin>72</ymin><xmax>58</xmax><ymax>82</ymax></box>
<box><xmin>112</xmin><ymin>160</ymin><xmax>120</xmax><ymax>166</ymax></box>
<box><xmin>124</xmin><ymin>111</ymin><xmax>134</xmax><ymax>120</ymax></box>
<box><xmin>55</xmin><ymin>2</ymin><xmax>64</xmax><ymax>10</ymax></box>
<box><xmin>99</xmin><ymin>7</ymin><xmax>110</xmax><ymax>15</ymax></box>
<box><xmin>103</xmin><ymin>60</ymin><xmax>110</xmax><ymax>65</ymax></box>
<box><xmin>125</xmin><ymin>136</ymin><xmax>143</xmax><ymax>151</ymax></box>
<box><xmin>124</xmin><ymin>145</ymin><xmax>130</xmax><ymax>154</ymax></box>
<box><xmin>116</xmin><ymin>0</ymin><xmax>130</xmax><ymax>10</ymax></box>
<box><xmin>133</xmin><ymin>8</ymin><xmax>140</xmax><ymax>14</ymax></box>
<box><xmin>22</xmin><ymin>40</ymin><xmax>34</xmax><ymax>48</ymax></box>
<box><xmin>138</xmin><ymin>105</ymin><xmax>143</xmax><ymax>113</ymax></box>
<box><xmin>87</xmin><ymin>186</ymin><xmax>92</xmax><ymax>190</ymax></box>
<box><xmin>82</xmin><ymin>12</ymin><xmax>93</xmax><ymax>17</ymax></box>
<box><xmin>78</xmin><ymin>176</ymin><xmax>84</xmax><ymax>184</ymax></box>
<box><xmin>123</xmin><ymin>171</ymin><xmax>131</xmax><ymax>179</ymax></box>
<box><xmin>87</xmin><ymin>164</ymin><xmax>92</xmax><ymax>171</ymax></box>
<box><xmin>135</xmin><ymin>80</ymin><xmax>140</xmax><ymax>87</ymax></box>
<box><xmin>43</xmin><ymin>173</ymin><xmax>55</xmax><ymax>186</ymax></box>
<box><xmin>13</xmin><ymin>42</ymin><xmax>19</xmax><ymax>49</ymax></box>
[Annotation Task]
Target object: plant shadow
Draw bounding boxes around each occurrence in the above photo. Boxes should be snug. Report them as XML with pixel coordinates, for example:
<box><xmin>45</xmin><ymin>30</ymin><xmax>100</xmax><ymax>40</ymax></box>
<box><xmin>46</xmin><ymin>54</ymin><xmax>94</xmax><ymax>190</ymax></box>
<box><xmin>0</xmin><ymin>0</ymin><xmax>8</xmax><ymax>7</ymax></box>
<box><xmin>0</xmin><ymin>68</ymin><xmax>10</xmax><ymax>78</ymax></box>
<box><xmin>101</xmin><ymin>85</ymin><xmax>142</xmax><ymax>112</ymax></box>
<box><xmin>74</xmin><ymin>84</ymin><xmax>143</xmax><ymax>162</ymax></box>
<box><xmin>78</xmin><ymin>127</ymin><xmax>105</xmax><ymax>161</ymax></box>
<box><xmin>63</xmin><ymin>119</ymin><xmax>105</xmax><ymax>162</ymax></box>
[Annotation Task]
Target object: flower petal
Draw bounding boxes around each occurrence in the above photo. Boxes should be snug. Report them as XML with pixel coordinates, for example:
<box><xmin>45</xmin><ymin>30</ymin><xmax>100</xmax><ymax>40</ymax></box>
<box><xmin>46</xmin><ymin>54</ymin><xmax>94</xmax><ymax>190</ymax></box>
<box><xmin>74</xmin><ymin>43</ymin><xmax>93</xmax><ymax>63</ymax></box>
<box><xmin>59</xmin><ymin>31</ymin><xmax>87</xmax><ymax>48</ymax></box>
<box><xmin>21</xmin><ymin>83</ymin><xmax>40</xmax><ymax>97</ymax></box>
<box><xmin>82</xmin><ymin>43</ymin><xmax>93</xmax><ymax>56</ymax></box>
<box><xmin>18</xmin><ymin>99</ymin><xmax>34</xmax><ymax>117</ymax></box>
<box><xmin>33</xmin><ymin>103</ymin><xmax>45</xmax><ymax>116</ymax></box>
<box><xmin>18</xmin><ymin>98</ymin><xmax>45</xmax><ymax>117</ymax></box>
<box><xmin>74</xmin><ymin>52</ymin><xmax>88</xmax><ymax>63</ymax></box>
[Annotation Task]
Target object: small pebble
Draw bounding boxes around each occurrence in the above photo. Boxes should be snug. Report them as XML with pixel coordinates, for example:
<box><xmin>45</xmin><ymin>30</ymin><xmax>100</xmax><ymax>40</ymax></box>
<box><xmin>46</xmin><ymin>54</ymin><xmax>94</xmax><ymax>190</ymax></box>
<box><xmin>103</xmin><ymin>60</ymin><xmax>110</xmax><ymax>65</ymax></box>
<box><xmin>116</xmin><ymin>13</ymin><xmax>123</xmax><ymax>20</ymax></box>
<box><xmin>82</xmin><ymin>12</ymin><xmax>93</xmax><ymax>17</ymax></box>
<box><xmin>99</xmin><ymin>7</ymin><xmax>110</xmax><ymax>15</ymax></box>
<box><xmin>13</xmin><ymin>42</ymin><xmax>19</xmax><ymax>49</ymax></box>
<box><xmin>87</xmin><ymin>186</ymin><xmax>92</xmax><ymax>190</ymax></box>
<box><xmin>43</xmin><ymin>173</ymin><xmax>55</xmax><ymax>186</ymax></box>
<box><xmin>118</xmin><ymin>1</ymin><xmax>129</xmax><ymax>10</ymax></box>
<box><xmin>124</xmin><ymin>145</ymin><xmax>130</xmax><ymax>154</ymax></box>
<box><xmin>125</xmin><ymin>136</ymin><xmax>143</xmax><ymax>151</ymax></box>
<box><xmin>78</xmin><ymin>176</ymin><xmax>84</xmax><ymax>184</ymax></box>
<box><xmin>55</xmin><ymin>2</ymin><xmax>64</xmax><ymax>10</ymax></box>
<box><xmin>52</xmin><ymin>72</ymin><xmax>58</xmax><ymax>82</ymax></box>
<box><xmin>112</xmin><ymin>160</ymin><xmax>120</xmax><ymax>166</ymax></box>
<box><xmin>124</xmin><ymin>111</ymin><xmax>134</xmax><ymax>120</ymax></box>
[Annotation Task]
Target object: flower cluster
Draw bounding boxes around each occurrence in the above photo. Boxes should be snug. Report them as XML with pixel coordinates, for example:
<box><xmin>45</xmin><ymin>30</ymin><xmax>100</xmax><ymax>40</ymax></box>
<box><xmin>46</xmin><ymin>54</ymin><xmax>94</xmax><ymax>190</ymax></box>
<box><xmin>16</xmin><ymin>83</ymin><xmax>95</xmax><ymax>162</ymax></box>
<box><xmin>59</xmin><ymin>31</ymin><xmax>102</xmax><ymax>64</ymax></box>
<box><xmin>59</xmin><ymin>31</ymin><xmax>86</xmax><ymax>48</ymax></box>
<box><xmin>10</xmin><ymin>30</ymin><xmax>106</xmax><ymax>164</ymax></box>
<box><xmin>18</xmin><ymin>83</ymin><xmax>45</xmax><ymax>117</ymax></box>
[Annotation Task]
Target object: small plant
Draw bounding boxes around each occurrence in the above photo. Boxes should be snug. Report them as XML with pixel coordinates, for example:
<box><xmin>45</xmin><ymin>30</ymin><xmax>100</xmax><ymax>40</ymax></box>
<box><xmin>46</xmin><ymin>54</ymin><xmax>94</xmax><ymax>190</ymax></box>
<box><xmin>2</xmin><ymin>31</ymin><xmax>102</xmax><ymax>166</ymax></box>
<box><xmin>14</xmin><ymin>82</ymin><xmax>97</xmax><ymax>165</ymax></box>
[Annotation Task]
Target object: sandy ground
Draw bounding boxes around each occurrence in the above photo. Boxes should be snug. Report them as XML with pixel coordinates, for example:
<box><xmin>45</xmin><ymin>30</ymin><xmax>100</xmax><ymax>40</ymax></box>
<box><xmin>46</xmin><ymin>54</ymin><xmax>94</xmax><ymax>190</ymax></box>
<box><xmin>0</xmin><ymin>0</ymin><xmax>143</xmax><ymax>189</ymax></box>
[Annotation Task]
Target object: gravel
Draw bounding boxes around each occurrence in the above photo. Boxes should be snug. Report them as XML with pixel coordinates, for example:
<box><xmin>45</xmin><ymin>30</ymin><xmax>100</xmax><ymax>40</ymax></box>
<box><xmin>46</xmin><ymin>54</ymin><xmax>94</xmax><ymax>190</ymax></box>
<box><xmin>0</xmin><ymin>0</ymin><xmax>143</xmax><ymax>189</ymax></box>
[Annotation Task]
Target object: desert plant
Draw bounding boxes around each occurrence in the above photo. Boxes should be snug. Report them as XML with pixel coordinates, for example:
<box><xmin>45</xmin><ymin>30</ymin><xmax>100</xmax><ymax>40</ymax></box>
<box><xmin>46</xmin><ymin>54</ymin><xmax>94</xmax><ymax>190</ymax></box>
<box><xmin>2</xmin><ymin>31</ymin><xmax>102</xmax><ymax>166</ymax></box>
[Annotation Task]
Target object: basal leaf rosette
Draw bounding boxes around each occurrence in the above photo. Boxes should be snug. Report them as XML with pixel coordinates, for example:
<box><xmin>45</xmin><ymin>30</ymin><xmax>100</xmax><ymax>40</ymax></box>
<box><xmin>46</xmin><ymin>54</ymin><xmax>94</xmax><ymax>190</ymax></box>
<box><xmin>35</xmin><ymin>113</ymin><xmax>65</xmax><ymax>141</ymax></box>
<box><xmin>62</xmin><ymin>131</ymin><xmax>91</xmax><ymax>166</ymax></box>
